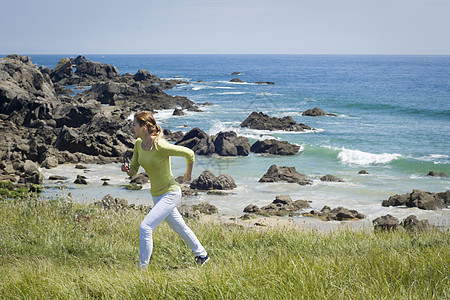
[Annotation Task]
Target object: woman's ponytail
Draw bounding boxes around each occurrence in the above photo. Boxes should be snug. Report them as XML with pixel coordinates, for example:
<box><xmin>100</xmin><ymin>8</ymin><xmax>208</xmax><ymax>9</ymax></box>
<box><xmin>152</xmin><ymin>124</ymin><xmax>164</xmax><ymax>149</ymax></box>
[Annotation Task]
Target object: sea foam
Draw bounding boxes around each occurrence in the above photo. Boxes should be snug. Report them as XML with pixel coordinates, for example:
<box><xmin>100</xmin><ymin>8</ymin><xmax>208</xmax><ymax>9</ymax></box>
<box><xmin>208</xmin><ymin>120</ymin><xmax>321</xmax><ymax>140</ymax></box>
<box><xmin>214</xmin><ymin>92</ymin><xmax>251</xmax><ymax>95</ymax></box>
<box><xmin>418</xmin><ymin>154</ymin><xmax>450</xmax><ymax>164</ymax></box>
<box><xmin>337</xmin><ymin>148</ymin><xmax>401</xmax><ymax>165</ymax></box>
<box><xmin>208</xmin><ymin>121</ymin><xmax>277</xmax><ymax>140</ymax></box>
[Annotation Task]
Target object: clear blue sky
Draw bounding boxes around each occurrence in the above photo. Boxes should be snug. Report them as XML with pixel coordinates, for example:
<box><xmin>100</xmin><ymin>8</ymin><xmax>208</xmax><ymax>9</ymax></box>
<box><xmin>1</xmin><ymin>0</ymin><xmax>449</xmax><ymax>55</ymax></box>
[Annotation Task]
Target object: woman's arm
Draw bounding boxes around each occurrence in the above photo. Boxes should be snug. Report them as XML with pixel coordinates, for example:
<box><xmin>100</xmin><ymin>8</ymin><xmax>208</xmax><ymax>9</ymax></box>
<box><xmin>158</xmin><ymin>140</ymin><xmax>195</xmax><ymax>182</ymax></box>
<box><xmin>183</xmin><ymin>162</ymin><xmax>194</xmax><ymax>182</ymax></box>
<box><xmin>121</xmin><ymin>140</ymin><xmax>140</xmax><ymax>177</ymax></box>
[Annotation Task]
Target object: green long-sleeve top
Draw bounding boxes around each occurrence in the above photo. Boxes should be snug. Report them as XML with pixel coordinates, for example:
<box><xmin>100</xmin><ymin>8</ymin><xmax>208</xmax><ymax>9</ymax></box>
<box><xmin>129</xmin><ymin>138</ymin><xmax>195</xmax><ymax>197</ymax></box>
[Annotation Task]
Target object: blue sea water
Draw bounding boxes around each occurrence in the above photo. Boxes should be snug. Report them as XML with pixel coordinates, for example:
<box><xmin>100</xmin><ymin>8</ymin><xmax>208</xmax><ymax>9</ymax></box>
<box><xmin>24</xmin><ymin>54</ymin><xmax>450</xmax><ymax>227</ymax></box>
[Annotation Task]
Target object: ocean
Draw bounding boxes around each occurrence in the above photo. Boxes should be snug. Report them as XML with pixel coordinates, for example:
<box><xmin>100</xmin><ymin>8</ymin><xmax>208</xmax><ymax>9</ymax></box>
<box><xmin>27</xmin><ymin>54</ymin><xmax>450</xmax><ymax>227</ymax></box>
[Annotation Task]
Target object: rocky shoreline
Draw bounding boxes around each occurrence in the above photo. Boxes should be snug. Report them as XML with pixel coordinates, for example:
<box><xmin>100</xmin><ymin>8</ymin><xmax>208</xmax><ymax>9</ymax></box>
<box><xmin>0</xmin><ymin>54</ymin><xmax>208</xmax><ymax>183</ymax></box>
<box><xmin>1</xmin><ymin>54</ymin><xmax>448</xmax><ymax>231</ymax></box>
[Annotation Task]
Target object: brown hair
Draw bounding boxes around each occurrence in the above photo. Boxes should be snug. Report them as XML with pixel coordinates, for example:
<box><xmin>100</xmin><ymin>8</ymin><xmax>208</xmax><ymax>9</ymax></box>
<box><xmin>134</xmin><ymin>111</ymin><xmax>164</xmax><ymax>149</ymax></box>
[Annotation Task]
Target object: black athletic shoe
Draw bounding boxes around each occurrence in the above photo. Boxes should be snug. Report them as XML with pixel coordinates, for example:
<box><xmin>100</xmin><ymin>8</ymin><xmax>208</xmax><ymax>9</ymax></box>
<box><xmin>195</xmin><ymin>255</ymin><xmax>210</xmax><ymax>266</ymax></box>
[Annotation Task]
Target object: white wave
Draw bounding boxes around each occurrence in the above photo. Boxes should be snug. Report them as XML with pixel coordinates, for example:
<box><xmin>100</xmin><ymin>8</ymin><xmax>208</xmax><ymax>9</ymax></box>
<box><xmin>417</xmin><ymin>154</ymin><xmax>450</xmax><ymax>164</ymax></box>
<box><xmin>214</xmin><ymin>92</ymin><xmax>251</xmax><ymax>95</ymax></box>
<box><xmin>336</xmin><ymin>114</ymin><xmax>360</xmax><ymax>119</ymax></box>
<box><xmin>207</xmin><ymin>120</ymin><xmax>320</xmax><ymax>141</ymax></box>
<box><xmin>153</xmin><ymin>109</ymin><xmax>177</xmax><ymax>121</ymax></box>
<box><xmin>161</xmin><ymin>77</ymin><xmax>191</xmax><ymax>81</ymax></box>
<box><xmin>215</xmin><ymin>80</ymin><xmax>255</xmax><ymax>85</ymax></box>
<box><xmin>337</xmin><ymin>148</ymin><xmax>401</xmax><ymax>165</ymax></box>
<box><xmin>256</xmin><ymin>92</ymin><xmax>283</xmax><ymax>96</ymax></box>
<box><xmin>191</xmin><ymin>84</ymin><xmax>234</xmax><ymax>91</ymax></box>
<box><xmin>208</xmin><ymin>121</ymin><xmax>278</xmax><ymax>140</ymax></box>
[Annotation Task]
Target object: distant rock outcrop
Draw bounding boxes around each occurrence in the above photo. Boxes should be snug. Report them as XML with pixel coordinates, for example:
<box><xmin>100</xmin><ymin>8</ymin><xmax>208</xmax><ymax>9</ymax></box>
<box><xmin>302</xmin><ymin>107</ymin><xmax>337</xmax><ymax>117</ymax></box>
<box><xmin>74</xmin><ymin>81</ymin><xmax>196</xmax><ymax>112</ymax></box>
<box><xmin>255</xmin><ymin>81</ymin><xmax>275</xmax><ymax>85</ymax></box>
<box><xmin>240</xmin><ymin>112</ymin><xmax>312</xmax><ymax>131</ymax></box>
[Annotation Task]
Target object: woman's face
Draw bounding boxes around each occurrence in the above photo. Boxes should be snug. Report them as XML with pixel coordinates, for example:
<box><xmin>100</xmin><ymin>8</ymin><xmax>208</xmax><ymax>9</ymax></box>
<box><xmin>131</xmin><ymin>119</ymin><xmax>145</xmax><ymax>138</ymax></box>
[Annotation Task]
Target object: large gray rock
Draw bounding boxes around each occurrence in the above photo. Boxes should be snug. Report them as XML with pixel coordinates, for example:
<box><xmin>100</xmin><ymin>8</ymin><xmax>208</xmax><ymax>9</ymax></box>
<box><xmin>48</xmin><ymin>55</ymin><xmax>121</xmax><ymax>86</ymax></box>
<box><xmin>176</xmin><ymin>128</ymin><xmax>250</xmax><ymax>156</ymax></box>
<box><xmin>213</xmin><ymin>131</ymin><xmax>250</xmax><ymax>156</ymax></box>
<box><xmin>373</xmin><ymin>215</ymin><xmax>400</xmax><ymax>231</ymax></box>
<box><xmin>54</xmin><ymin>124</ymin><xmax>125</xmax><ymax>157</ymax></box>
<box><xmin>52</xmin><ymin>100</ymin><xmax>101</xmax><ymax>128</ymax></box>
<box><xmin>190</xmin><ymin>170</ymin><xmax>236</xmax><ymax>190</ymax></box>
<box><xmin>382</xmin><ymin>189</ymin><xmax>449</xmax><ymax>210</ymax></box>
<box><xmin>250</xmin><ymin>139</ymin><xmax>300</xmax><ymax>155</ymax></box>
<box><xmin>259</xmin><ymin>164</ymin><xmax>312</xmax><ymax>185</ymax></box>
<box><xmin>373</xmin><ymin>214</ymin><xmax>433</xmax><ymax>232</ymax></box>
<box><xmin>303</xmin><ymin>205</ymin><xmax>365</xmax><ymax>221</ymax></box>
<box><xmin>134</xmin><ymin>69</ymin><xmax>160</xmax><ymax>82</ymax></box>
<box><xmin>163</xmin><ymin>129</ymin><xmax>184</xmax><ymax>142</ymax></box>
<box><xmin>76</xmin><ymin>80</ymin><xmax>196</xmax><ymax>111</ymax></box>
<box><xmin>240</xmin><ymin>111</ymin><xmax>311</xmax><ymax>131</ymax></box>
<box><xmin>50</xmin><ymin>58</ymin><xmax>73</xmax><ymax>82</ymax></box>
<box><xmin>175</xmin><ymin>128</ymin><xmax>215</xmax><ymax>155</ymax></box>
<box><xmin>260</xmin><ymin>195</ymin><xmax>310</xmax><ymax>216</ymax></box>
<box><xmin>75</xmin><ymin>60</ymin><xmax>120</xmax><ymax>79</ymax></box>
<box><xmin>0</xmin><ymin>55</ymin><xmax>58</xmax><ymax>127</ymax></box>
<box><xmin>401</xmin><ymin>215</ymin><xmax>432</xmax><ymax>232</ymax></box>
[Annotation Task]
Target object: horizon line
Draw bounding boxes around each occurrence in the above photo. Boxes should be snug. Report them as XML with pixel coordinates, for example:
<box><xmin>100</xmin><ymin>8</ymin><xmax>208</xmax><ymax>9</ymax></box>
<box><xmin>2</xmin><ymin>53</ymin><xmax>450</xmax><ymax>56</ymax></box>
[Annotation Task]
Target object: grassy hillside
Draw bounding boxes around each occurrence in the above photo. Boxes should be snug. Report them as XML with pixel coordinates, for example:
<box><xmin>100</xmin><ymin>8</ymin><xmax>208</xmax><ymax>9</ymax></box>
<box><xmin>0</xmin><ymin>196</ymin><xmax>448</xmax><ymax>299</ymax></box>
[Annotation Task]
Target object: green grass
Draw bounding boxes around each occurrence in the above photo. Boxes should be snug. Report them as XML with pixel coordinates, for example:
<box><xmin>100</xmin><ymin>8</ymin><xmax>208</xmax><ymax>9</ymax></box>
<box><xmin>0</xmin><ymin>196</ymin><xmax>448</xmax><ymax>299</ymax></box>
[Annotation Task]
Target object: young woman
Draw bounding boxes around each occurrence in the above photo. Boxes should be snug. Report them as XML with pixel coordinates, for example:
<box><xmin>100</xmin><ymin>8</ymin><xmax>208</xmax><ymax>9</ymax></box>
<box><xmin>121</xmin><ymin>111</ymin><xmax>209</xmax><ymax>268</ymax></box>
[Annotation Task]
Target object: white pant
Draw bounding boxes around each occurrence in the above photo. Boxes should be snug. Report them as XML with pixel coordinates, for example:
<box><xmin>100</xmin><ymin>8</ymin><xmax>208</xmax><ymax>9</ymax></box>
<box><xmin>139</xmin><ymin>188</ymin><xmax>207</xmax><ymax>268</ymax></box>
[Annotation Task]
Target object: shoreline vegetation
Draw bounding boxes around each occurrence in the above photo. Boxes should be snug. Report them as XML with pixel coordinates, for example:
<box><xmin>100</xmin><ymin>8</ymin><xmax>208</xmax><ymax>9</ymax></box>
<box><xmin>1</xmin><ymin>195</ymin><xmax>449</xmax><ymax>299</ymax></box>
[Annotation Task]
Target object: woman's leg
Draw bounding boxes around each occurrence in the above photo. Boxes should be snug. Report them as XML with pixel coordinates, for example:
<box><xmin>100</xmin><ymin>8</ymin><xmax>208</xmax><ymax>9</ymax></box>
<box><xmin>165</xmin><ymin>207</ymin><xmax>208</xmax><ymax>258</ymax></box>
<box><xmin>138</xmin><ymin>190</ymin><xmax>181</xmax><ymax>268</ymax></box>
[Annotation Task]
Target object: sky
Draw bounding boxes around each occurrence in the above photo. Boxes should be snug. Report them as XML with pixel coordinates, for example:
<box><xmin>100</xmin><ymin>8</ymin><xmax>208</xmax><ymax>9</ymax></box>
<box><xmin>1</xmin><ymin>0</ymin><xmax>449</xmax><ymax>55</ymax></box>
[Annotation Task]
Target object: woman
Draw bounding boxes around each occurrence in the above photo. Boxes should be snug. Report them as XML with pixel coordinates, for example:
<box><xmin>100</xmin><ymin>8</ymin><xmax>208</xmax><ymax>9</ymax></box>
<box><xmin>121</xmin><ymin>111</ymin><xmax>209</xmax><ymax>268</ymax></box>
